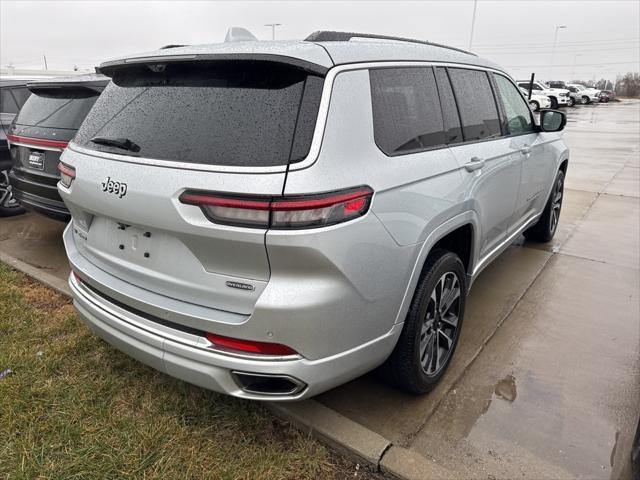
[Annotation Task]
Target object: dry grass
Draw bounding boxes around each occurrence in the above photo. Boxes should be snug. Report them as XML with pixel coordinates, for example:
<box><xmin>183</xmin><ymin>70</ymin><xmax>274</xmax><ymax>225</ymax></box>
<box><xmin>0</xmin><ymin>263</ymin><xmax>377</xmax><ymax>480</ymax></box>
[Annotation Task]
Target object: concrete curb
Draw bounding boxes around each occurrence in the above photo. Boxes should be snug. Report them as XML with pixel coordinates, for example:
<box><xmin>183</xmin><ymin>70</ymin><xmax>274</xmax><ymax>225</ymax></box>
<box><xmin>267</xmin><ymin>399</ymin><xmax>391</xmax><ymax>471</ymax></box>
<box><xmin>1</xmin><ymin>250</ymin><xmax>454</xmax><ymax>480</ymax></box>
<box><xmin>0</xmin><ymin>251</ymin><xmax>71</xmax><ymax>297</ymax></box>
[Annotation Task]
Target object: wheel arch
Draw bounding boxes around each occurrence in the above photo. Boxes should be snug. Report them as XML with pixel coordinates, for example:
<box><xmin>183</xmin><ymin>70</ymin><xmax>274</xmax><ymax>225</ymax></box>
<box><xmin>393</xmin><ymin>212</ymin><xmax>478</xmax><ymax>324</ymax></box>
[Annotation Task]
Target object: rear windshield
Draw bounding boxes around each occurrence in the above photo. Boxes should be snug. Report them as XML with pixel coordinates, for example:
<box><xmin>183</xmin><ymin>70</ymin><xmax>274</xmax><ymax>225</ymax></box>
<box><xmin>15</xmin><ymin>88</ymin><xmax>101</xmax><ymax>130</ymax></box>
<box><xmin>74</xmin><ymin>61</ymin><xmax>325</xmax><ymax>167</ymax></box>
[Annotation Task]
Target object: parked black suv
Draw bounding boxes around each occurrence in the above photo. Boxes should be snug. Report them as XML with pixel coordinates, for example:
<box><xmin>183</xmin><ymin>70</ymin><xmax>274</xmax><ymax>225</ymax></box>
<box><xmin>0</xmin><ymin>77</ymin><xmax>34</xmax><ymax>216</ymax></box>
<box><xmin>8</xmin><ymin>74</ymin><xmax>108</xmax><ymax>221</ymax></box>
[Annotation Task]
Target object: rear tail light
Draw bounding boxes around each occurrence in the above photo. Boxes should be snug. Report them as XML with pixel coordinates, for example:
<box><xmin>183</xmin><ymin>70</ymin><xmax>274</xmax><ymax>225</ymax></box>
<box><xmin>205</xmin><ymin>333</ymin><xmax>298</xmax><ymax>356</ymax></box>
<box><xmin>7</xmin><ymin>134</ymin><xmax>69</xmax><ymax>150</ymax></box>
<box><xmin>58</xmin><ymin>162</ymin><xmax>76</xmax><ymax>188</ymax></box>
<box><xmin>180</xmin><ymin>186</ymin><xmax>373</xmax><ymax>229</ymax></box>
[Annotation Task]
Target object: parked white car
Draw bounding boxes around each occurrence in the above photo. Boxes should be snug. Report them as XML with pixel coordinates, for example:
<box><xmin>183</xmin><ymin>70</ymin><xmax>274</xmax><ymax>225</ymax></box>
<box><xmin>566</xmin><ymin>83</ymin><xmax>600</xmax><ymax>104</ymax></box>
<box><xmin>517</xmin><ymin>80</ymin><xmax>570</xmax><ymax>108</ymax></box>
<box><xmin>519</xmin><ymin>87</ymin><xmax>551</xmax><ymax>112</ymax></box>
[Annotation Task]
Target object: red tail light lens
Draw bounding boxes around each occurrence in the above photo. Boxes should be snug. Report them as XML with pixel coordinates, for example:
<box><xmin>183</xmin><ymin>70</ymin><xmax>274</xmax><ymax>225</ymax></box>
<box><xmin>179</xmin><ymin>186</ymin><xmax>373</xmax><ymax>229</ymax></box>
<box><xmin>58</xmin><ymin>162</ymin><xmax>76</xmax><ymax>188</ymax></box>
<box><xmin>7</xmin><ymin>134</ymin><xmax>69</xmax><ymax>150</ymax></box>
<box><xmin>205</xmin><ymin>333</ymin><xmax>298</xmax><ymax>356</ymax></box>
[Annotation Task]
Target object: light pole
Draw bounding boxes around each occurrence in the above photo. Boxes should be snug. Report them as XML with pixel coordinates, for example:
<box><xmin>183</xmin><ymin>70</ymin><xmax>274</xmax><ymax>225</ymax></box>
<box><xmin>550</xmin><ymin>25</ymin><xmax>567</xmax><ymax>78</ymax></box>
<box><xmin>264</xmin><ymin>23</ymin><xmax>282</xmax><ymax>40</ymax></box>
<box><xmin>468</xmin><ymin>0</ymin><xmax>478</xmax><ymax>50</ymax></box>
<box><xmin>571</xmin><ymin>53</ymin><xmax>582</xmax><ymax>80</ymax></box>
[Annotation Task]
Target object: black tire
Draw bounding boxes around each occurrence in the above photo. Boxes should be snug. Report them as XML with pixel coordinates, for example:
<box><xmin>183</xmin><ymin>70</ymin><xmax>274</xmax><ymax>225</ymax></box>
<box><xmin>524</xmin><ymin>169</ymin><xmax>565</xmax><ymax>243</ymax></box>
<box><xmin>549</xmin><ymin>96</ymin><xmax>558</xmax><ymax>109</ymax></box>
<box><xmin>568</xmin><ymin>97</ymin><xmax>575</xmax><ymax>107</ymax></box>
<box><xmin>581</xmin><ymin>96</ymin><xmax>589</xmax><ymax>105</ymax></box>
<box><xmin>380</xmin><ymin>249</ymin><xmax>467</xmax><ymax>394</ymax></box>
<box><xmin>529</xmin><ymin>100</ymin><xmax>540</xmax><ymax>112</ymax></box>
<box><xmin>0</xmin><ymin>169</ymin><xmax>24</xmax><ymax>217</ymax></box>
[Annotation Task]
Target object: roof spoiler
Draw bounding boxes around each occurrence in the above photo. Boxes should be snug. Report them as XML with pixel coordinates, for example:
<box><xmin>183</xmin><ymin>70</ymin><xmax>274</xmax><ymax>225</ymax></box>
<box><xmin>97</xmin><ymin>53</ymin><xmax>328</xmax><ymax>77</ymax></box>
<box><xmin>26</xmin><ymin>76</ymin><xmax>109</xmax><ymax>93</ymax></box>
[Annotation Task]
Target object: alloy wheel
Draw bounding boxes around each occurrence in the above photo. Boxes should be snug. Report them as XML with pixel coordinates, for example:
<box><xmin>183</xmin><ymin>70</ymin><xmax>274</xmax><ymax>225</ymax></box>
<box><xmin>550</xmin><ymin>174</ymin><xmax>564</xmax><ymax>234</ymax></box>
<box><xmin>0</xmin><ymin>170</ymin><xmax>19</xmax><ymax>209</ymax></box>
<box><xmin>419</xmin><ymin>271</ymin><xmax>461</xmax><ymax>376</ymax></box>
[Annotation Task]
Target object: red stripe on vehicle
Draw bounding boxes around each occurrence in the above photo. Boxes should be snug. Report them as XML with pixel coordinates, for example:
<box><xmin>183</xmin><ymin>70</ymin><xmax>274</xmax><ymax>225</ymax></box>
<box><xmin>7</xmin><ymin>134</ymin><xmax>69</xmax><ymax>150</ymax></box>
<box><xmin>180</xmin><ymin>193</ymin><xmax>271</xmax><ymax>210</ymax></box>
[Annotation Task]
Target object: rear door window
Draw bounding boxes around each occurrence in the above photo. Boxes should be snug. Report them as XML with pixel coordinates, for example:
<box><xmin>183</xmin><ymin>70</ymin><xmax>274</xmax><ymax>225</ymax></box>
<box><xmin>11</xmin><ymin>87</ymin><xmax>31</xmax><ymax>109</ymax></box>
<box><xmin>74</xmin><ymin>61</ymin><xmax>324</xmax><ymax>167</ymax></box>
<box><xmin>369</xmin><ymin>67</ymin><xmax>445</xmax><ymax>155</ymax></box>
<box><xmin>448</xmin><ymin>68</ymin><xmax>501</xmax><ymax>141</ymax></box>
<box><xmin>15</xmin><ymin>88</ymin><xmax>101</xmax><ymax>130</ymax></box>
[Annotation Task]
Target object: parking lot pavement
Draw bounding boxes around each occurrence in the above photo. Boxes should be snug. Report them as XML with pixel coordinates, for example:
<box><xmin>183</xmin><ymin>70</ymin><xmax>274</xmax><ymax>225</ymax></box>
<box><xmin>0</xmin><ymin>213</ymin><xmax>68</xmax><ymax>279</ymax></box>
<box><xmin>0</xmin><ymin>100</ymin><xmax>638</xmax><ymax>479</ymax></box>
<box><xmin>322</xmin><ymin>99</ymin><xmax>640</xmax><ymax>479</ymax></box>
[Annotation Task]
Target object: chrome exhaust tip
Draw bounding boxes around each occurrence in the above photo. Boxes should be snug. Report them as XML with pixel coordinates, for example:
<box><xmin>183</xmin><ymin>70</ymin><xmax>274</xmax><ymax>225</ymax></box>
<box><xmin>231</xmin><ymin>371</ymin><xmax>307</xmax><ymax>396</ymax></box>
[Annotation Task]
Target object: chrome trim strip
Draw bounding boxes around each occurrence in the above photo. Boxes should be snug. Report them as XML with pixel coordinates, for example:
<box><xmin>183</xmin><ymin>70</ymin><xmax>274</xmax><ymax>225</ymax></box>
<box><xmin>71</xmin><ymin>273</ymin><xmax>302</xmax><ymax>362</ymax></box>
<box><xmin>8</xmin><ymin>141</ymin><xmax>64</xmax><ymax>152</ymax></box>
<box><xmin>69</xmin><ymin>60</ymin><xmax>511</xmax><ymax>174</ymax></box>
<box><xmin>231</xmin><ymin>371</ymin><xmax>307</xmax><ymax>396</ymax></box>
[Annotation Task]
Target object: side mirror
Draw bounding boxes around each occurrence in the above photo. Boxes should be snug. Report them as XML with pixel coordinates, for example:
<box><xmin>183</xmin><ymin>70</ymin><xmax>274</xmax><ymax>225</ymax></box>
<box><xmin>539</xmin><ymin>109</ymin><xmax>566</xmax><ymax>132</ymax></box>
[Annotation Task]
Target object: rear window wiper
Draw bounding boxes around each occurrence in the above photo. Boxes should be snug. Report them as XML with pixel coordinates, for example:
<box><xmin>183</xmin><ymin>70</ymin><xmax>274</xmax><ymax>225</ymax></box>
<box><xmin>91</xmin><ymin>136</ymin><xmax>140</xmax><ymax>153</ymax></box>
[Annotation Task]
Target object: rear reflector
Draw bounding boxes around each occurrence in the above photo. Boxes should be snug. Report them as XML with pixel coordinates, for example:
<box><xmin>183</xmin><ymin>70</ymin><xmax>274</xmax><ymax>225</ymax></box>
<box><xmin>180</xmin><ymin>186</ymin><xmax>373</xmax><ymax>229</ymax></box>
<box><xmin>7</xmin><ymin>134</ymin><xmax>69</xmax><ymax>150</ymax></box>
<box><xmin>58</xmin><ymin>162</ymin><xmax>76</xmax><ymax>188</ymax></box>
<box><xmin>205</xmin><ymin>333</ymin><xmax>298</xmax><ymax>356</ymax></box>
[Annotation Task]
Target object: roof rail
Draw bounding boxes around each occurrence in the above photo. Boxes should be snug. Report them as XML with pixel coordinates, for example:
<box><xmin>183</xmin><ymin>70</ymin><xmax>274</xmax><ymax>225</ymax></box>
<box><xmin>304</xmin><ymin>31</ymin><xmax>476</xmax><ymax>57</ymax></box>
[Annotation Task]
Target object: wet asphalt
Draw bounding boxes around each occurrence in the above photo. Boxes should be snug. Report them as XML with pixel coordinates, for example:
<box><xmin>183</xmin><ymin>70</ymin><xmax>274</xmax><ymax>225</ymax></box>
<box><xmin>0</xmin><ymin>99</ymin><xmax>638</xmax><ymax>479</ymax></box>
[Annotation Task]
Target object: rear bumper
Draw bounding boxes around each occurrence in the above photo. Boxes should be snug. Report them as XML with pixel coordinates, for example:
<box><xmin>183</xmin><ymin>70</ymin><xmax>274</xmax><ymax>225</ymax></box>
<box><xmin>9</xmin><ymin>170</ymin><xmax>69</xmax><ymax>221</ymax></box>
<box><xmin>64</xmin><ymin>223</ymin><xmax>402</xmax><ymax>400</ymax></box>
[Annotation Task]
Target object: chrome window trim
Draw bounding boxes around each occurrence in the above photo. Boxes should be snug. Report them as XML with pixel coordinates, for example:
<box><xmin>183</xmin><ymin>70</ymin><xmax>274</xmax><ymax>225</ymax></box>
<box><xmin>68</xmin><ymin>60</ymin><xmax>511</xmax><ymax>174</ymax></box>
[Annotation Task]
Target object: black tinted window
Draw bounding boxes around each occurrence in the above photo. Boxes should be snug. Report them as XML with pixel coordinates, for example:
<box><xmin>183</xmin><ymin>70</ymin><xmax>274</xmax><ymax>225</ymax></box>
<box><xmin>11</xmin><ymin>88</ymin><xmax>31</xmax><ymax>109</ymax></box>
<box><xmin>370</xmin><ymin>67</ymin><xmax>445</xmax><ymax>155</ymax></box>
<box><xmin>434</xmin><ymin>68</ymin><xmax>462</xmax><ymax>145</ymax></box>
<box><xmin>0</xmin><ymin>89</ymin><xmax>19</xmax><ymax>114</ymax></box>
<box><xmin>448</xmin><ymin>68</ymin><xmax>501</xmax><ymax>141</ymax></box>
<box><xmin>75</xmin><ymin>61</ymin><xmax>323</xmax><ymax>167</ymax></box>
<box><xmin>15</xmin><ymin>88</ymin><xmax>100</xmax><ymax>130</ymax></box>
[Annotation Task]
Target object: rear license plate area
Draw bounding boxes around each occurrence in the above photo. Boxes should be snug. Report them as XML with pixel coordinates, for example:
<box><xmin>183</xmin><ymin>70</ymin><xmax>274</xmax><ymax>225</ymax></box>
<box><xmin>108</xmin><ymin>221</ymin><xmax>155</xmax><ymax>260</ymax></box>
<box><xmin>27</xmin><ymin>151</ymin><xmax>45</xmax><ymax>171</ymax></box>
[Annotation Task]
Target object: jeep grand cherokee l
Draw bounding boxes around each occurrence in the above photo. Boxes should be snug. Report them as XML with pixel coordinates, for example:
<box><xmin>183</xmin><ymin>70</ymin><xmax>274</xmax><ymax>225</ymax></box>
<box><xmin>0</xmin><ymin>77</ymin><xmax>34</xmax><ymax>216</ymax></box>
<box><xmin>59</xmin><ymin>31</ymin><xmax>568</xmax><ymax>400</ymax></box>
<box><xmin>7</xmin><ymin>74</ymin><xmax>108</xmax><ymax>221</ymax></box>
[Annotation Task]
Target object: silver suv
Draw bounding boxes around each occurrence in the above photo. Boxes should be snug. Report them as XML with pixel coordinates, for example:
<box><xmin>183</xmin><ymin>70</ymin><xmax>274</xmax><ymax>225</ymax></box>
<box><xmin>59</xmin><ymin>31</ymin><xmax>569</xmax><ymax>400</ymax></box>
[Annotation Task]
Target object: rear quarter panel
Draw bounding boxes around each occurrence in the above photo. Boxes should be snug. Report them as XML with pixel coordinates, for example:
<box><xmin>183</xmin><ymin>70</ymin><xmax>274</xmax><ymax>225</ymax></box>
<box><xmin>280</xmin><ymin>67</ymin><xmax>471</xmax><ymax>346</ymax></box>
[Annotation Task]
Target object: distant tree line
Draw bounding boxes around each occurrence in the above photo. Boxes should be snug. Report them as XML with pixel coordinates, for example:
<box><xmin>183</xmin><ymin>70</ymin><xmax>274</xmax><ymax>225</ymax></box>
<box><xmin>570</xmin><ymin>72</ymin><xmax>640</xmax><ymax>97</ymax></box>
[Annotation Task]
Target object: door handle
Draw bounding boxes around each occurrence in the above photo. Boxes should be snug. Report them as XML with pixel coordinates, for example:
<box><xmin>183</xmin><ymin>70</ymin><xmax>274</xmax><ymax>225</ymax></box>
<box><xmin>464</xmin><ymin>156</ymin><xmax>485</xmax><ymax>172</ymax></box>
<box><xmin>520</xmin><ymin>145</ymin><xmax>532</xmax><ymax>155</ymax></box>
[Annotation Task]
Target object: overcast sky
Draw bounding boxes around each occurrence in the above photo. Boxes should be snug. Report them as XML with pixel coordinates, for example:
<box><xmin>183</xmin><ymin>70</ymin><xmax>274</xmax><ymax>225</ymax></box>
<box><xmin>1</xmin><ymin>0</ymin><xmax>638</xmax><ymax>81</ymax></box>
